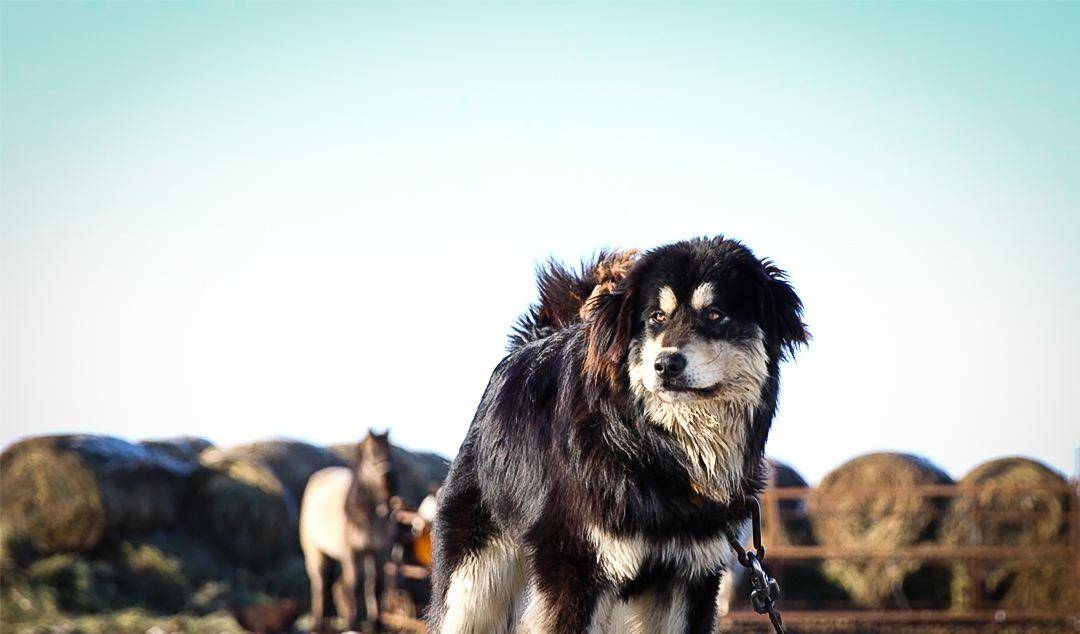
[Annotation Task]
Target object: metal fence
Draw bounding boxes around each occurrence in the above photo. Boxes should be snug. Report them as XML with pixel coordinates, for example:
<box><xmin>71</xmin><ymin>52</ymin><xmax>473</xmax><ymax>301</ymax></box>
<box><xmin>721</xmin><ymin>482</ymin><xmax>1079</xmax><ymax>631</ymax></box>
<box><xmin>380</xmin><ymin>482</ymin><xmax>1078</xmax><ymax>632</ymax></box>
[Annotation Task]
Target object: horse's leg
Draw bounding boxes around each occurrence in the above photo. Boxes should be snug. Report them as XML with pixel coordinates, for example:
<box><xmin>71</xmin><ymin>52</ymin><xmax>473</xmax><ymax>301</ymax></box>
<box><xmin>362</xmin><ymin>551</ymin><xmax>379</xmax><ymax>628</ymax></box>
<box><xmin>331</xmin><ymin>576</ymin><xmax>349</xmax><ymax>626</ymax></box>
<box><xmin>304</xmin><ymin>548</ymin><xmax>327</xmax><ymax>629</ymax></box>
<box><xmin>339</xmin><ymin>551</ymin><xmax>360</xmax><ymax>629</ymax></box>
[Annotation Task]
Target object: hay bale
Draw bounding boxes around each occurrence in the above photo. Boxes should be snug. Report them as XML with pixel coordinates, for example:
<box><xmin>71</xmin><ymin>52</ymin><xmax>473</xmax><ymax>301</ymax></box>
<box><xmin>0</xmin><ymin>435</ymin><xmax>195</xmax><ymax>555</ymax></box>
<box><xmin>723</xmin><ymin>459</ymin><xmax>846</xmax><ymax>612</ymax></box>
<box><xmin>941</xmin><ymin>457</ymin><xmax>1072</xmax><ymax>611</ymax></box>
<box><xmin>119</xmin><ymin>529</ymin><xmax>233</xmax><ymax>598</ymax></box>
<box><xmin>328</xmin><ymin>442</ymin><xmax>450</xmax><ymax>509</ymax></box>
<box><xmin>140</xmin><ymin>437</ymin><xmax>214</xmax><ymax>464</ymax></box>
<box><xmin>223</xmin><ymin>440</ymin><xmax>346</xmax><ymax>505</ymax></box>
<box><xmin>392</xmin><ymin>447</ymin><xmax>451</xmax><ymax>509</ymax></box>
<box><xmin>807</xmin><ymin>452</ymin><xmax>952</xmax><ymax>608</ymax></box>
<box><xmin>190</xmin><ymin>449</ymin><xmax>294</xmax><ymax>568</ymax></box>
<box><xmin>8</xmin><ymin>608</ymin><xmax>245</xmax><ymax>634</ymax></box>
<box><xmin>328</xmin><ymin>443</ymin><xmax>355</xmax><ymax>466</ymax></box>
<box><xmin>761</xmin><ymin>459</ymin><xmax>811</xmax><ymax>547</ymax></box>
<box><xmin>22</xmin><ymin>553</ymin><xmax>122</xmax><ymax>614</ymax></box>
<box><xmin>4</xmin><ymin>535</ymin><xmax>199</xmax><ymax>617</ymax></box>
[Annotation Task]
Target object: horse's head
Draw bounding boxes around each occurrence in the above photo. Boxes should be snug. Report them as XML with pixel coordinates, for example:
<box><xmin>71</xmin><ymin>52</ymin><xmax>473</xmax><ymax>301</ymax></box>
<box><xmin>356</xmin><ymin>430</ymin><xmax>398</xmax><ymax>509</ymax></box>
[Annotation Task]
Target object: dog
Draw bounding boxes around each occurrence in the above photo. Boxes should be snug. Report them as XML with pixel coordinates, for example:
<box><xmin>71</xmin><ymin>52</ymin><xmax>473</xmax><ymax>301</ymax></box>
<box><xmin>428</xmin><ymin>237</ymin><xmax>808</xmax><ymax>633</ymax></box>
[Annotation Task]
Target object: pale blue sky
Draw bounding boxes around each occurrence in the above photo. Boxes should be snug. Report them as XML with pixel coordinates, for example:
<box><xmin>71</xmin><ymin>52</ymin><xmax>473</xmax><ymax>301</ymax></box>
<box><xmin>3</xmin><ymin>2</ymin><xmax>1078</xmax><ymax>482</ymax></box>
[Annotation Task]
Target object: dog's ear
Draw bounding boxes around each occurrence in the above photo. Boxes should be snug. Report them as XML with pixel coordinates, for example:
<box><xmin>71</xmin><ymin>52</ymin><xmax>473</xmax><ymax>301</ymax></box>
<box><xmin>584</xmin><ymin>284</ymin><xmax>636</xmax><ymax>393</ymax></box>
<box><xmin>762</xmin><ymin>261</ymin><xmax>809</xmax><ymax>359</ymax></box>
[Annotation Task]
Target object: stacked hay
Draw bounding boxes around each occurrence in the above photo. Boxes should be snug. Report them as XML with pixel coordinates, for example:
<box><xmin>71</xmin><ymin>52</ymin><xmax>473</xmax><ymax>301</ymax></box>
<box><xmin>191</xmin><ymin>449</ymin><xmax>294</xmax><ymax>568</ymax></box>
<box><xmin>807</xmin><ymin>452</ymin><xmax>953</xmax><ymax>608</ymax></box>
<box><xmin>0</xmin><ymin>531</ymin><xmax>275</xmax><ymax>632</ymax></box>
<box><xmin>140</xmin><ymin>437</ymin><xmax>214</xmax><ymax>463</ymax></box>
<box><xmin>223</xmin><ymin>439</ymin><xmax>346</xmax><ymax>505</ymax></box>
<box><xmin>391</xmin><ymin>447</ymin><xmax>451</xmax><ymax>508</ymax></box>
<box><xmin>941</xmin><ymin>457</ymin><xmax>1072</xmax><ymax>611</ymax></box>
<box><xmin>328</xmin><ymin>442</ymin><xmax>355</xmax><ymax>466</ymax></box>
<box><xmin>0</xmin><ymin>433</ymin><xmax>323</xmax><ymax>633</ymax></box>
<box><xmin>116</xmin><ymin>529</ymin><xmax>308</xmax><ymax>616</ymax></box>
<box><xmin>0</xmin><ymin>436</ymin><xmax>195</xmax><ymax>555</ymax></box>
<box><xmin>328</xmin><ymin>442</ymin><xmax>450</xmax><ymax>509</ymax></box>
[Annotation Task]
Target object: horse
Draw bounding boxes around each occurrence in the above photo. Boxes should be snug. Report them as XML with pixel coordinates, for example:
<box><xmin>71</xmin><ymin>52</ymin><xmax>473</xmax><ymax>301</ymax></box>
<box><xmin>300</xmin><ymin>431</ymin><xmax>398</xmax><ymax>632</ymax></box>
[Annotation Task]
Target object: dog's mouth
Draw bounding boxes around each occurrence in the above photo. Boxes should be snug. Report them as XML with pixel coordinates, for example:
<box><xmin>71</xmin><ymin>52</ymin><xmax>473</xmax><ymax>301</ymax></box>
<box><xmin>654</xmin><ymin>381</ymin><xmax>723</xmax><ymax>403</ymax></box>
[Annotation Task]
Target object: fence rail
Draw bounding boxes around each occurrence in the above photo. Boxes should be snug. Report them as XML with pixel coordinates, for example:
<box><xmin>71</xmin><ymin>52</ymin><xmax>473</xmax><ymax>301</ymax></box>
<box><xmin>722</xmin><ymin>481</ymin><xmax>1079</xmax><ymax>630</ymax></box>
<box><xmin>383</xmin><ymin>482</ymin><xmax>1079</xmax><ymax>631</ymax></box>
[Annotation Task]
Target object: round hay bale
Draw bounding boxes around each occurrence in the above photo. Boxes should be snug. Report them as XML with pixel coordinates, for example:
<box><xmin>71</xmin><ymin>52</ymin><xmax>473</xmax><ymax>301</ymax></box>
<box><xmin>392</xmin><ymin>447</ymin><xmax>451</xmax><ymax>510</ymax></box>
<box><xmin>0</xmin><ymin>435</ymin><xmax>195</xmax><ymax>555</ymax></box>
<box><xmin>223</xmin><ymin>440</ymin><xmax>346</xmax><ymax>506</ymax></box>
<box><xmin>807</xmin><ymin>452</ymin><xmax>952</xmax><ymax>608</ymax></box>
<box><xmin>191</xmin><ymin>449</ymin><xmax>294</xmax><ymax>568</ymax></box>
<box><xmin>941</xmin><ymin>457</ymin><xmax>1072</xmax><ymax>611</ymax></box>
<box><xmin>761</xmin><ymin>458</ymin><xmax>811</xmax><ymax>547</ymax></box>
<box><xmin>328</xmin><ymin>441</ymin><xmax>450</xmax><ymax>509</ymax></box>
<box><xmin>723</xmin><ymin>459</ymin><xmax>842</xmax><ymax>613</ymax></box>
<box><xmin>327</xmin><ymin>443</ymin><xmax>356</xmax><ymax>466</ymax></box>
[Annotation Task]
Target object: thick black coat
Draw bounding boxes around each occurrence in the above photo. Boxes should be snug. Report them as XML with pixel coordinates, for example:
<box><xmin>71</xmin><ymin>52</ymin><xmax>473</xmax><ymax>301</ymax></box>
<box><xmin>430</xmin><ymin>237</ymin><xmax>807</xmax><ymax>632</ymax></box>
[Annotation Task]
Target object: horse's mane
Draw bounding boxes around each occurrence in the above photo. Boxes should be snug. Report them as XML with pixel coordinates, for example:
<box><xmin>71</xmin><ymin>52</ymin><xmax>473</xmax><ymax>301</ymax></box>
<box><xmin>344</xmin><ymin>434</ymin><xmax>395</xmax><ymax>527</ymax></box>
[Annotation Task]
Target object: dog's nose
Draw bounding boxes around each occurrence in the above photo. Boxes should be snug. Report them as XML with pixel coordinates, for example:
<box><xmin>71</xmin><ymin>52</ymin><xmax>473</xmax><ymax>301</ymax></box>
<box><xmin>654</xmin><ymin>352</ymin><xmax>687</xmax><ymax>378</ymax></box>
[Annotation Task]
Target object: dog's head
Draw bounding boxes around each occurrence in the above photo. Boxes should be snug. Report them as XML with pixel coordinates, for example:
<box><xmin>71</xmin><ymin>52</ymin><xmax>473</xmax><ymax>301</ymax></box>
<box><xmin>584</xmin><ymin>237</ymin><xmax>808</xmax><ymax>408</ymax></box>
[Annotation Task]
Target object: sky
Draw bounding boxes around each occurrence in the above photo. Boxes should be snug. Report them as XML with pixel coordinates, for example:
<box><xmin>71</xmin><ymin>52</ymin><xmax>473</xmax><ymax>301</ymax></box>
<box><xmin>2</xmin><ymin>2</ymin><xmax>1078</xmax><ymax>484</ymax></box>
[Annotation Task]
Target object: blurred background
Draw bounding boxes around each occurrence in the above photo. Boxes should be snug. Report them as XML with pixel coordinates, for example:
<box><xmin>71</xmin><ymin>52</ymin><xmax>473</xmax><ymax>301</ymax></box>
<box><xmin>2</xmin><ymin>2</ymin><xmax>1077</xmax><ymax>633</ymax></box>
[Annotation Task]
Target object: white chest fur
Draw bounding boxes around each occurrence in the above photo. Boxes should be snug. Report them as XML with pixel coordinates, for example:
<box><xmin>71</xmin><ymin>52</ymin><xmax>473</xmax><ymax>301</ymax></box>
<box><xmin>585</xmin><ymin>525</ymin><xmax>736</xmax><ymax>584</ymax></box>
<box><xmin>626</xmin><ymin>329</ymin><xmax>768</xmax><ymax>504</ymax></box>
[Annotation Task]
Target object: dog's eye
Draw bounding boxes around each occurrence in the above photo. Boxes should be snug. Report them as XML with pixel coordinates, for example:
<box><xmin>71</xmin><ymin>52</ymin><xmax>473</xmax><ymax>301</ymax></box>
<box><xmin>705</xmin><ymin>308</ymin><xmax>726</xmax><ymax>322</ymax></box>
<box><xmin>650</xmin><ymin>310</ymin><xmax>667</xmax><ymax>323</ymax></box>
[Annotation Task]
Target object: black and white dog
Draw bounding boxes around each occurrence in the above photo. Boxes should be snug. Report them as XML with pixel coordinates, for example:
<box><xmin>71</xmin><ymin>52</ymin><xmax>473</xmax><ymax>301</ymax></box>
<box><xmin>429</xmin><ymin>237</ymin><xmax>807</xmax><ymax>633</ymax></box>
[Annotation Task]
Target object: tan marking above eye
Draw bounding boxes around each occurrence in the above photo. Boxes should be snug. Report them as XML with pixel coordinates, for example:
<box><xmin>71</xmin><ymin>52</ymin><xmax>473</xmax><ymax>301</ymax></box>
<box><xmin>658</xmin><ymin>286</ymin><xmax>677</xmax><ymax>314</ymax></box>
<box><xmin>691</xmin><ymin>282</ymin><xmax>714</xmax><ymax>311</ymax></box>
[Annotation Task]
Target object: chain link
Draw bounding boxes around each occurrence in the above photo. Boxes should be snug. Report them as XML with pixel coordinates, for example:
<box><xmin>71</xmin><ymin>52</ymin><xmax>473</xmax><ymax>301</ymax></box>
<box><xmin>726</xmin><ymin>498</ymin><xmax>786</xmax><ymax>634</ymax></box>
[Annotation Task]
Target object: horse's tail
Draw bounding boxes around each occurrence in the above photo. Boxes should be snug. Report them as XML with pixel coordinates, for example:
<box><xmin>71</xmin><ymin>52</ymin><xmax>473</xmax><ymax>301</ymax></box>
<box><xmin>507</xmin><ymin>249</ymin><xmax>640</xmax><ymax>351</ymax></box>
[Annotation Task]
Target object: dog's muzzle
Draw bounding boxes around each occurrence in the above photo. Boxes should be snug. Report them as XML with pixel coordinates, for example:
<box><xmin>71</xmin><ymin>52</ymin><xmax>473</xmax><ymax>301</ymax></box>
<box><xmin>653</xmin><ymin>351</ymin><xmax>687</xmax><ymax>379</ymax></box>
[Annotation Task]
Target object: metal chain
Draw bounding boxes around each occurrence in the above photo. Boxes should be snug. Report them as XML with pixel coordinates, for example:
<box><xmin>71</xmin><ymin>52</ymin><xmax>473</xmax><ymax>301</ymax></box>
<box><xmin>726</xmin><ymin>498</ymin><xmax>787</xmax><ymax>634</ymax></box>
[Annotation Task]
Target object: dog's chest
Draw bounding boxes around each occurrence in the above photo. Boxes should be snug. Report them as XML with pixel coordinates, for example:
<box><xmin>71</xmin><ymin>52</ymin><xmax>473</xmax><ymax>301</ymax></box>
<box><xmin>586</xmin><ymin>525</ymin><xmax>734</xmax><ymax>583</ymax></box>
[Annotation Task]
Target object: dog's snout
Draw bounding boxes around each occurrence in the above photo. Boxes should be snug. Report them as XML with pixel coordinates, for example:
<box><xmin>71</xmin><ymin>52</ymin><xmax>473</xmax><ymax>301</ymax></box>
<box><xmin>654</xmin><ymin>351</ymin><xmax>687</xmax><ymax>378</ymax></box>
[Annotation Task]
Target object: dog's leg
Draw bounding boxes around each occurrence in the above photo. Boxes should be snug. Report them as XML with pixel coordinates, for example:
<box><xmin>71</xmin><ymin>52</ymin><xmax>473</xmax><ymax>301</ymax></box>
<box><xmin>684</xmin><ymin>571</ymin><xmax>723</xmax><ymax>634</ymax></box>
<box><xmin>429</xmin><ymin>466</ymin><xmax>527</xmax><ymax>634</ymax></box>
<box><xmin>436</xmin><ymin>532</ymin><xmax>523</xmax><ymax>634</ymax></box>
<box><xmin>624</xmin><ymin>585</ymin><xmax>686</xmax><ymax>634</ymax></box>
<box><xmin>585</xmin><ymin>590</ymin><xmax>617</xmax><ymax>634</ymax></box>
<box><xmin>519</xmin><ymin>538</ymin><xmax>602</xmax><ymax>633</ymax></box>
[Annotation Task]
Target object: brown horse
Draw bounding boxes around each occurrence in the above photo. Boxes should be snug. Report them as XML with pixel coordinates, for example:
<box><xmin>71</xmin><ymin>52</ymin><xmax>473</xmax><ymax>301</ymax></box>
<box><xmin>300</xmin><ymin>431</ymin><xmax>398</xmax><ymax>632</ymax></box>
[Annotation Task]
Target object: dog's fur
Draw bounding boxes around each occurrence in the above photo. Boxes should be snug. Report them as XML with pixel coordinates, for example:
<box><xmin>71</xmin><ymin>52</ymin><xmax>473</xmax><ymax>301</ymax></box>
<box><xmin>429</xmin><ymin>237</ymin><xmax>807</xmax><ymax>633</ymax></box>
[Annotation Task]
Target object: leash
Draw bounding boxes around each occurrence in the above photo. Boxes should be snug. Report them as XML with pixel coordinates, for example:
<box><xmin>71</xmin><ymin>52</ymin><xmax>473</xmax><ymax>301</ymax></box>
<box><xmin>725</xmin><ymin>497</ymin><xmax>787</xmax><ymax>634</ymax></box>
